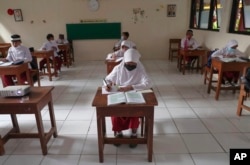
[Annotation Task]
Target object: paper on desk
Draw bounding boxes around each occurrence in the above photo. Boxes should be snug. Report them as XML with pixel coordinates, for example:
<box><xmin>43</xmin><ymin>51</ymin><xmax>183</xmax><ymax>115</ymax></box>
<box><xmin>0</xmin><ymin>62</ymin><xmax>12</xmax><ymax>66</ymax></box>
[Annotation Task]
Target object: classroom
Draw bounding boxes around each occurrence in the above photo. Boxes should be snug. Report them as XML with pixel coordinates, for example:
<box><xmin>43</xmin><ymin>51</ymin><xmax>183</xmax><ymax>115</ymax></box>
<box><xmin>0</xmin><ymin>0</ymin><xmax>250</xmax><ymax>165</ymax></box>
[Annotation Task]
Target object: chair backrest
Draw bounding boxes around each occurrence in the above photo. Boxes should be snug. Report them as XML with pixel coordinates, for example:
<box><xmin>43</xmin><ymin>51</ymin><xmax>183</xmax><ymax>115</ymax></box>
<box><xmin>169</xmin><ymin>39</ymin><xmax>181</xmax><ymax>49</ymax></box>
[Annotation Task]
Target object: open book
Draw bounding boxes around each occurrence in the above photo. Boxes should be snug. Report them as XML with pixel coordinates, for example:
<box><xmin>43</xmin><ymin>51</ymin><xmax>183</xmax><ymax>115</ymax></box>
<box><xmin>220</xmin><ymin>57</ymin><xmax>248</xmax><ymax>63</ymax></box>
<box><xmin>107</xmin><ymin>91</ymin><xmax>146</xmax><ymax>106</ymax></box>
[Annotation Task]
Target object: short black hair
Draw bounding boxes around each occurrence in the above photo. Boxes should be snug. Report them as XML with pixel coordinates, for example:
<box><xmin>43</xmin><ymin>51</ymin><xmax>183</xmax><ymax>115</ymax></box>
<box><xmin>46</xmin><ymin>33</ymin><xmax>54</xmax><ymax>40</ymax></box>
<box><xmin>122</xmin><ymin>32</ymin><xmax>129</xmax><ymax>38</ymax></box>
<box><xmin>186</xmin><ymin>29</ymin><xmax>193</xmax><ymax>34</ymax></box>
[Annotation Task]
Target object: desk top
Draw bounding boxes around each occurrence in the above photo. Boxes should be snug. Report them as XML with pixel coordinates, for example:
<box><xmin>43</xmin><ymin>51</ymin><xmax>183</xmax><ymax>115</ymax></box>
<box><xmin>0</xmin><ymin>86</ymin><xmax>54</xmax><ymax>104</ymax></box>
<box><xmin>92</xmin><ymin>87</ymin><xmax>158</xmax><ymax>107</ymax></box>
<box><xmin>179</xmin><ymin>49</ymin><xmax>207</xmax><ymax>55</ymax></box>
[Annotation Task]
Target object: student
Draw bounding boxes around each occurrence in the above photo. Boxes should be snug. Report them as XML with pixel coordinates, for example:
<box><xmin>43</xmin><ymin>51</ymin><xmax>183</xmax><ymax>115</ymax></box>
<box><xmin>107</xmin><ymin>40</ymin><xmax>132</xmax><ymax>60</ymax></box>
<box><xmin>104</xmin><ymin>48</ymin><xmax>152</xmax><ymax>148</ymax></box>
<box><xmin>113</xmin><ymin>32</ymin><xmax>136</xmax><ymax>51</ymax></box>
<box><xmin>39</xmin><ymin>33</ymin><xmax>62</xmax><ymax>72</ymax></box>
<box><xmin>181</xmin><ymin>29</ymin><xmax>201</xmax><ymax>66</ymax></box>
<box><xmin>56</xmin><ymin>34</ymin><xmax>69</xmax><ymax>44</ymax></box>
<box><xmin>211</xmin><ymin>39</ymin><xmax>247</xmax><ymax>86</ymax></box>
<box><xmin>1</xmin><ymin>34</ymin><xmax>32</xmax><ymax>86</ymax></box>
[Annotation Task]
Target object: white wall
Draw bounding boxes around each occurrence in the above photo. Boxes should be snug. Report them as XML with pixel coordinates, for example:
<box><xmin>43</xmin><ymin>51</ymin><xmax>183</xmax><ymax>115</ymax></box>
<box><xmin>1</xmin><ymin>0</ymin><xmax>249</xmax><ymax>61</ymax></box>
<box><xmin>0</xmin><ymin>0</ymin><xmax>189</xmax><ymax>61</ymax></box>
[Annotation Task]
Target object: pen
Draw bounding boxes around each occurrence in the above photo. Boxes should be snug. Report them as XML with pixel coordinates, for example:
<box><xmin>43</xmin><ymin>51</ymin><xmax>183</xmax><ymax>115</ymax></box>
<box><xmin>103</xmin><ymin>78</ymin><xmax>109</xmax><ymax>86</ymax></box>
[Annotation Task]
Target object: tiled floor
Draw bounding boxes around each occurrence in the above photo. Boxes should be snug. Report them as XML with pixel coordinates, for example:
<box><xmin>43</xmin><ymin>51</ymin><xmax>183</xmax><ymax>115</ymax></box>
<box><xmin>1</xmin><ymin>59</ymin><xmax>250</xmax><ymax>165</ymax></box>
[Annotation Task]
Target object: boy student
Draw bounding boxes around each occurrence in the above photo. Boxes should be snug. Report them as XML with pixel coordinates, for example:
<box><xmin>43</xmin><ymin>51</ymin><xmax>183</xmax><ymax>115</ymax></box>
<box><xmin>39</xmin><ymin>33</ymin><xmax>62</xmax><ymax>73</ymax></box>
<box><xmin>211</xmin><ymin>39</ymin><xmax>247</xmax><ymax>86</ymax></box>
<box><xmin>181</xmin><ymin>29</ymin><xmax>201</xmax><ymax>66</ymax></box>
<box><xmin>113</xmin><ymin>32</ymin><xmax>136</xmax><ymax>51</ymax></box>
<box><xmin>1</xmin><ymin>34</ymin><xmax>32</xmax><ymax>86</ymax></box>
<box><xmin>104</xmin><ymin>48</ymin><xmax>152</xmax><ymax>148</ymax></box>
<box><xmin>56</xmin><ymin>34</ymin><xmax>69</xmax><ymax>44</ymax></box>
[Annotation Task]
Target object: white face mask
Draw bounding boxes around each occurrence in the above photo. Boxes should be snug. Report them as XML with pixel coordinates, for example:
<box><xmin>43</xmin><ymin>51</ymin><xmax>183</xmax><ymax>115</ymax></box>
<box><xmin>227</xmin><ymin>47</ymin><xmax>236</xmax><ymax>55</ymax></box>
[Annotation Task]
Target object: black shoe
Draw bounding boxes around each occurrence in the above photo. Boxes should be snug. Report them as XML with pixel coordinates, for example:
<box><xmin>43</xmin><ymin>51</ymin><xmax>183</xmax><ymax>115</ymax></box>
<box><xmin>114</xmin><ymin>133</ymin><xmax>123</xmax><ymax>147</ymax></box>
<box><xmin>129</xmin><ymin>135</ymin><xmax>137</xmax><ymax>148</ymax></box>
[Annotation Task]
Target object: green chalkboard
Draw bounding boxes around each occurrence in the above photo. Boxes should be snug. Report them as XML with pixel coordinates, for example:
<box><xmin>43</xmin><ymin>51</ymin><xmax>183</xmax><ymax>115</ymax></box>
<box><xmin>66</xmin><ymin>23</ymin><xmax>121</xmax><ymax>40</ymax></box>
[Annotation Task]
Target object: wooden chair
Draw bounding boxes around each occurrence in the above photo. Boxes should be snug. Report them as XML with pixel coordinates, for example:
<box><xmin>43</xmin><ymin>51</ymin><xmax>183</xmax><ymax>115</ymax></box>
<box><xmin>204</xmin><ymin>50</ymin><xmax>218</xmax><ymax>85</ymax></box>
<box><xmin>58</xmin><ymin>44</ymin><xmax>71</xmax><ymax>68</ymax></box>
<box><xmin>237</xmin><ymin>67</ymin><xmax>250</xmax><ymax>116</ymax></box>
<box><xmin>30</xmin><ymin>55</ymin><xmax>41</xmax><ymax>86</ymax></box>
<box><xmin>169</xmin><ymin>39</ymin><xmax>181</xmax><ymax>61</ymax></box>
<box><xmin>0</xmin><ymin>43</ymin><xmax>11</xmax><ymax>58</ymax></box>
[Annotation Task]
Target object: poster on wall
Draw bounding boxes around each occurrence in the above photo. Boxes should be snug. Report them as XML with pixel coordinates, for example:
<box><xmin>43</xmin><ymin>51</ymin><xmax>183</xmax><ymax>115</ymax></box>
<box><xmin>167</xmin><ymin>4</ymin><xmax>176</xmax><ymax>17</ymax></box>
<box><xmin>14</xmin><ymin>9</ymin><xmax>23</xmax><ymax>22</ymax></box>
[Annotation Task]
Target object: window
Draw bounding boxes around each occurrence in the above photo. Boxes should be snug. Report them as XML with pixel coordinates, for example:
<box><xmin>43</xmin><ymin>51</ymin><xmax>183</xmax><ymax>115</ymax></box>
<box><xmin>229</xmin><ymin>0</ymin><xmax>250</xmax><ymax>34</ymax></box>
<box><xmin>190</xmin><ymin>0</ymin><xmax>224</xmax><ymax>31</ymax></box>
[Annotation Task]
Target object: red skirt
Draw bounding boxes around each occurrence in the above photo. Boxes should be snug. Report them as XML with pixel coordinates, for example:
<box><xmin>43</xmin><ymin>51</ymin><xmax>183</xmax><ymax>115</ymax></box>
<box><xmin>111</xmin><ymin>117</ymin><xmax>140</xmax><ymax>132</ymax></box>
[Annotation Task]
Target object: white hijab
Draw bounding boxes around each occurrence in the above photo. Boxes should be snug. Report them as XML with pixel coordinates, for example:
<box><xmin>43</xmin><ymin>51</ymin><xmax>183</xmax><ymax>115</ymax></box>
<box><xmin>106</xmin><ymin>48</ymin><xmax>152</xmax><ymax>90</ymax></box>
<box><xmin>226</xmin><ymin>39</ymin><xmax>238</xmax><ymax>48</ymax></box>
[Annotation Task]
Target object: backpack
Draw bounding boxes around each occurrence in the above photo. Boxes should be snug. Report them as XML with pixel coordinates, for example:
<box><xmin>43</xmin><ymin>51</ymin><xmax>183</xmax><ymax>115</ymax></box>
<box><xmin>206</xmin><ymin>49</ymin><xmax>218</xmax><ymax>67</ymax></box>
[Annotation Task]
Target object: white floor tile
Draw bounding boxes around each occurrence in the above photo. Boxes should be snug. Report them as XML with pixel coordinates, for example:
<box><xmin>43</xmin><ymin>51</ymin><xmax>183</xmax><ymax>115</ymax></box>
<box><xmin>181</xmin><ymin>134</ymin><xmax>224</xmax><ymax>153</ymax></box>
<box><xmin>154</xmin><ymin>154</ymin><xmax>195</xmax><ymax>165</ymax></box>
<box><xmin>174</xmin><ymin>119</ymin><xmax>209</xmax><ymax>133</ymax></box>
<box><xmin>191</xmin><ymin>153</ymin><xmax>229</xmax><ymax>165</ymax></box>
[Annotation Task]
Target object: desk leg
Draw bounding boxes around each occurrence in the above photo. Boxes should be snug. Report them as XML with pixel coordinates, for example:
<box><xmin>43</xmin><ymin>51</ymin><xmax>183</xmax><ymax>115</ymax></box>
<box><xmin>0</xmin><ymin>135</ymin><xmax>5</xmax><ymax>155</ymax></box>
<box><xmin>215</xmin><ymin>70</ymin><xmax>222</xmax><ymax>100</ymax></box>
<box><xmin>34</xmin><ymin>112</ymin><xmax>47</xmax><ymax>155</ymax></box>
<box><xmin>48</xmin><ymin>100</ymin><xmax>58</xmax><ymax>137</ymax></box>
<box><xmin>46</xmin><ymin>57</ymin><xmax>52</xmax><ymax>81</ymax></box>
<box><xmin>11</xmin><ymin>114</ymin><xmax>20</xmax><ymax>133</ymax></box>
<box><xmin>96</xmin><ymin>111</ymin><xmax>104</xmax><ymax>163</ymax></box>
<box><xmin>182</xmin><ymin>56</ymin><xmax>186</xmax><ymax>75</ymax></box>
<box><xmin>147</xmin><ymin>109</ymin><xmax>154</xmax><ymax>162</ymax></box>
<box><xmin>207</xmin><ymin>67</ymin><xmax>213</xmax><ymax>94</ymax></box>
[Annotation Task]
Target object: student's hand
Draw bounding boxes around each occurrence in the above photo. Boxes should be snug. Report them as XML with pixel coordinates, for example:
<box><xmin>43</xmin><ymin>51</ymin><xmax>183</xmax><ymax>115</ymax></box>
<box><xmin>105</xmin><ymin>84</ymin><xmax>112</xmax><ymax>91</ymax></box>
<box><xmin>51</xmin><ymin>46</ymin><xmax>57</xmax><ymax>51</ymax></box>
<box><xmin>118</xmin><ymin>85</ymin><xmax>133</xmax><ymax>92</ymax></box>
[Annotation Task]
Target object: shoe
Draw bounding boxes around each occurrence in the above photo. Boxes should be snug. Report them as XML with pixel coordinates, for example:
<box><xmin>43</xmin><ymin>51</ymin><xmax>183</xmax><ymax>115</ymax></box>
<box><xmin>222</xmin><ymin>80</ymin><xmax>231</xmax><ymax>87</ymax></box>
<box><xmin>230</xmin><ymin>82</ymin><xmax>239</xmax><ymax>87</ymax></box>
<box><xmin>129</xmin><ymin>135</ymin><xmax>137</xmax><ymax>148</ymax></box>
<box><xmin>114</xmin><ymin>133</ymin><xmax>123</xmax><ymax>147</ymax></box>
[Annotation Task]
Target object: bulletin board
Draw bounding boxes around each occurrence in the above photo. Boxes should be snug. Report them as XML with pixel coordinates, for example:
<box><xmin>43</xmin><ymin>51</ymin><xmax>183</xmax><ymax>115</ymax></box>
<box><xmin>66</xmin><ymin>23</ymin><xmax>121</xmax><ymax>40</ymax></box>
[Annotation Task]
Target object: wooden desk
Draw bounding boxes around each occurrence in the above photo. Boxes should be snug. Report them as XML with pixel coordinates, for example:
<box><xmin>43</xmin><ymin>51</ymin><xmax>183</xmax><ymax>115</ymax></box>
<box><xmin>207</xmin><ymin>58</ymin><xmax>250</xmax><ymax>100</ymax></box>
<box><xmin>0</xmin><ymin>44</ymin><xmax>11</xmax><ymax>58</ymax></box>
<box><xmin>58</xmin><ymin>44</ymin><xmax>71</xmax><ymax>68</ymax></box>
<box><xmin>92</xmin><ymin>87</ymin><xmax>158</xmax><ymax>162</ymax></box>
<box><xmin>0</xmin><ymin>62</ymin><xmax>32</xmax><ymax>87</ymax></box>
<box><xmin>178</xmin><ymin>49</ymin><xmax>207</xmax><ymax>75</ymax></box>
<box><xmin>0</xmin><ymin>86</ymin><xmax>57</xmax><ymax>155</ymax></box>
<box><xmin>105</xmin><ymin>60</ymin><xmax>121</xmax><ymax>74</ymax></box>
<box><xmin>33</xmin><ymin>50</ymin><xmax>57</xmax><ymax>81</ymax></box>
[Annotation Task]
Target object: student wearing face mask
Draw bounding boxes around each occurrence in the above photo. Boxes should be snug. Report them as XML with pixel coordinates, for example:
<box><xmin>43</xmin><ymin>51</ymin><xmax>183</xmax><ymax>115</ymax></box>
<box><xmin>113</xmin><ymin>32</ymin><xmax>136</xmax><ymax>51</ymax></box>
<box><xmin>211</xmin><ymin>39</ymin><xmax>247</xmax><ymax>86</ymax></box>
<box><xmin>0</xmin><ymin>34</ymin><xmax>32</xmax><ymax>86</ymax></box>
<box><xmin>104</xmin><ymin>48</ymin><xmax>152</xmax><ymax>148</ymax></box>
<box><xmin>39</xmin><ymin>33</ymin><xmax>62</xmax><ymax>73</ymax></box>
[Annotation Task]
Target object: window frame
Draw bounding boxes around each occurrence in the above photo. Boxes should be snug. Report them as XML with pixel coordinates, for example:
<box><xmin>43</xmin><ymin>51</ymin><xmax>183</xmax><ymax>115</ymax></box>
<box><xmin>229</xmin><ymin>0</ymin><xmax>250</xmax><ymax>35</ymax></box>
<box><xmin>189</xmin><ymin>0</ymin><xmax>221</xmax><ymax>31</ymax></box>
